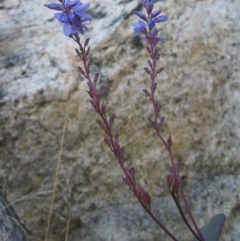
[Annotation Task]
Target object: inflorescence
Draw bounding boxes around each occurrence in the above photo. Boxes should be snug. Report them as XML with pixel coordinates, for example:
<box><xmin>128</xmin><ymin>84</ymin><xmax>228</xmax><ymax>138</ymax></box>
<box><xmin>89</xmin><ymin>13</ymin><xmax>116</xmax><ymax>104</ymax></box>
<box><xmin>44</xmin><ymin>0</ymin><xmax>92</xmax><ymax>36</ymax></box>
<box><xmin>43</xmin><ymin>1</ymin><xmax>226</xmax><ymax>241</ymax></box>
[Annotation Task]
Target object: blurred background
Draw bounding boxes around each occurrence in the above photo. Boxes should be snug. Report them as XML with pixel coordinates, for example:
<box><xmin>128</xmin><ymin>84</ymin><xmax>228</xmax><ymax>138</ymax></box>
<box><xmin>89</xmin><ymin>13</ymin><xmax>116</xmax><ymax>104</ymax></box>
<box><xmin>0</xmin><ymin>0</ymin><xmax>240</xmax><ymax>240</ymax></box>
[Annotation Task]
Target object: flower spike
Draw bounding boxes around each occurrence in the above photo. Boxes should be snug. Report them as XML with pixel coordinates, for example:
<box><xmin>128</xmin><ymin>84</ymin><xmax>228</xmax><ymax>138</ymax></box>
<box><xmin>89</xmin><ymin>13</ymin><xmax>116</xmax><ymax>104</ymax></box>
<box><xmin>133</xmin><ymin>0</ymin><xmax>168</xmax><ymax>43</ymax></box>
<box><xmin>44</xmin><ymin>0</ymin><xmax>91</xmax><ymax>37</ymax></box>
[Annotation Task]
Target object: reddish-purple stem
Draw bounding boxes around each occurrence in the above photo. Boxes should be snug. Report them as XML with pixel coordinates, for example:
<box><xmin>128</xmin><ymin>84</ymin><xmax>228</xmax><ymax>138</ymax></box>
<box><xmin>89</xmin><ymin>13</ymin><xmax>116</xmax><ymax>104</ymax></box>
<box><xmin>171</xmin><ymin>192</ymin><xmax>202</xmax><ymax>241</ymax></box>
<box><xmin>145</xmin><ymin>30</ymin><xmax>204</xmax><ymax>241</ymax></box>
<box><xmin>178</xmin><ymin>186</ymin><xmax>204</xmax><ymax>240</ymax></box>
<box><xmin>72</xmin><ymin>35</ymin><xmax>179</xmax><ymax>241</ymax></box>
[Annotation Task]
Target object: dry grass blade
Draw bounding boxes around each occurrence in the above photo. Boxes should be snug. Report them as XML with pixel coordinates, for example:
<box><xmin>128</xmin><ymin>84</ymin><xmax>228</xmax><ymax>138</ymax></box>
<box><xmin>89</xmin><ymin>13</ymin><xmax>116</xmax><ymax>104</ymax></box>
<box><xmin>44</xmin><ymin>98</ymin><xmax>70</xmax><ymax>241</ymax></box>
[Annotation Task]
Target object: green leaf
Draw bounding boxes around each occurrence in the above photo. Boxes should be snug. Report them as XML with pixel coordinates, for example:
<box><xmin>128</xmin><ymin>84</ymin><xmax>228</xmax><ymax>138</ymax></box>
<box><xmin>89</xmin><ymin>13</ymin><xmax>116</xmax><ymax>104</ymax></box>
<box><xmin>193</xmin><ymin>213</ymin><xmax>226</xmax><ymax>241</ymax></box>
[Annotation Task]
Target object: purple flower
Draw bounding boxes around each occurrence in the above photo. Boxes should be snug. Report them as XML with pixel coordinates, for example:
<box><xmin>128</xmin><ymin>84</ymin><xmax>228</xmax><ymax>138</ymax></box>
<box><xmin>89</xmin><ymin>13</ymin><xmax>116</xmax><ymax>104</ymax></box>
<box><xmin>134</xmin><ymin>11</ymin><xmax>147</xmax><ymax>21</ymax></box>
<box><xmin>44</xmin><ymin>0</ymin><xmax>92</xmax><ymax>37</ymax></box>
<box><xmin>148</xmin><ymin>18</ymin><xmax>155</xmax><ymax>28</ymax></box>
<box><xmin>54</xmin><ymin>11</ymin><xmax>79</xmax><ymax>36</ymax></box>
<box><xmin>64</xmin><ymin>0</ymin><xmax>79</xmax><ymax>8</ymax></box>
<box><xmin>43</xmin><ymin>2</ymin><xmax>64</xmax><ymax>11</ymax></box>
<box><xmin>154</xmin><ymin>15</ymin><xmax>168</xmax><ymax>23</ymax></box>
<box><xmin>151</xmin><ymin>9</ymin><xmax>161</xmax><ymax>18</ymax></box>
<box><xmin>132</xmin><ymin>20</ymin><xmax>146</xmax><ymax>37</ymax></box>
<box><xmin>145</xmin><ymin>27</ymin><xmax>166</xmax><ymax>44</ymax></box>
<box><xmin>133</xmin><ymin>0</ymin><xmax>168</xmax><ymax>44</ymax></box>
<box><xmin>74</xmin><ymin>2</ymin><xmax>91</xmax><ymax>19</ymax></box>
<box><xmin>142</xmin><ymin>0</ymin><xmax>154</xmax><ymax>15</ymax></box>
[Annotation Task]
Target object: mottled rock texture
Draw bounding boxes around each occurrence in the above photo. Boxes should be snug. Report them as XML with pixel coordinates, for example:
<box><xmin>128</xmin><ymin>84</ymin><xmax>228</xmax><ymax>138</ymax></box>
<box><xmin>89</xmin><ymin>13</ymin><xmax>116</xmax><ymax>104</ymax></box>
<box><xmin>0</xmin><ymin>189</ymin><xmax>26</xmax><ymax>241</ymax></box>
<box><xmin>0</xmin><ymin>0</ymin><xmax>240</xmax><ymax>240</ymax></box>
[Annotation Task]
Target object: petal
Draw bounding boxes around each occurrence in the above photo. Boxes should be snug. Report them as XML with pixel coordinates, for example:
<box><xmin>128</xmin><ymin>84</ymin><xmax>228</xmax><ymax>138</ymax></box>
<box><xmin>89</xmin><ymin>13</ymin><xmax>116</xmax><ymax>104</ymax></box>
<box><xmin>54</xmin><ymin>12</ymin><xmax>69</xmax><ymax>23</ymax></box>
<box><xmin>63</xmin><ymin>24</ymin><xmax>72</xmax><ymax>36</ymax></box>
<box><xmin>77</xmin><ymin>12</ymin><xmax>92</xmax><ymax>20</ymax></box>
<box><xmin>154</xmin><ymin>15</ymin><xmax>168</xmax><ymax>23</ymax></box>
<box><xmin>141</xmin><ymin>0</ymin><xmax>146</xmax><ymax>7</ymax></box>
<box><xmin>132</xmin><ymin>20</ymin><xmax>146</xmax><ymax>32</ymax></box>
<box><xmin>71</xmin><ymin>26</ymin><xmax>79</xmax><ymax>34</ymax></box>
<box><xmin>151</xmin><ymin>10</ymin><xmax>161</xmax><ymax>18</ymax></box>
<box><xmin>145</xmin><ymin>0</ymin><xmax>154</xmax><ymax>13</ymax></box>
<box><xmin>68</xmin><ymin>11</ymin><xmax>75</xmax><ymax>21</ymax></box>
<box><xmin>148</xmin><ymin>19</ymin><xmax>155</xmax><ymax>28</ymax></box>
<box><xmin>73</xmin><ymin>2</ymin><xmax>82</xmax><ymax>8</ymax></box>
<box><xmin>43</xmin><ymin>3</ymin><xmax>64</xmax><ymax>11</ymax></box>
<box><xmin>149</xmin><ymin>27</ymin><xmax>157</xmax><ymax>36</ymax></box>
<box><xmin>146</xmin><ymin>0</ymin><xmax>154</xmax><ymax>8</ymax></box>
<box><xmin>78</xmin><ymin>25</ymin><xmax>85</xmax><ymax>35</ymax></box>
<box><xmin>134</xmin><ymin>11</ymin><xmax>147</xmax><ymax>21</ymax></box>
<box><xmin>82</xmin><ymin>24</ymin><xmax>89</xmax><ymax>31</ymax></box>
<box><xmin>63</xmin><ymin>23</ymin><xmax>78</xmax><ymax>36</ymax></box>
<box><xmin>74</xmin><ymin>2</ymin><xmax>90</xmax><ymax>15</ymax></box>
<box><xmin>64</xmin><ymin>0</ymin><xmax>79</xmax><ymax>8</ymax></box>
<box><xmin>157</xmin><ymin>37</ymin><xmax>166</xmax><ymax>43</ymax></box>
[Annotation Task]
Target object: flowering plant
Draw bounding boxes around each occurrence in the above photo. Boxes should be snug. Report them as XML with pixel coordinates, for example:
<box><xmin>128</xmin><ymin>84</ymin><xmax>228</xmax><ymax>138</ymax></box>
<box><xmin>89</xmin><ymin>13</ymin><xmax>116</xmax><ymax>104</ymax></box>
<box><xmin>44</xmin><ymin>0</ymin><xmax>226</xmax><ymax>240</ymax></box>
<box><xmin>44</xmin><ymin>0</ymin><xmax>91</xmax><ymax>36</ymax></box>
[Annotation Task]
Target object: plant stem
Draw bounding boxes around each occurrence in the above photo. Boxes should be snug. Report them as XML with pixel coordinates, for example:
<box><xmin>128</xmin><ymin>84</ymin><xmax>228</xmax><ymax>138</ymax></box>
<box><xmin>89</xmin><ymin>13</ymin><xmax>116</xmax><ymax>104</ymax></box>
<box><xmin>73</xmin><ymin>35</ymin><xmax>179</xmax><ymax>241</ymax></box>
<box><xmin>146</xmin><ymin>28</ymin><xmax>204</xmax><ymax>241</ymax></box>
<box><xmin>171</xmin><ymin>192</ymin><xmax>202</xmax><ymax>241</ymax></box>
<box><xmin>178</xmin><ymin>185</ymin><xmax>204</xmax><ymax>241</ymax></box>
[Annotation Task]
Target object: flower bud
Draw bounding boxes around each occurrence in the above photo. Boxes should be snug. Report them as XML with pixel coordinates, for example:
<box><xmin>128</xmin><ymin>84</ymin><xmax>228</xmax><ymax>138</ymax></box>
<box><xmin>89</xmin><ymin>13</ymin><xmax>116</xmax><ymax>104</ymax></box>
<box><xmin>143</xmin><ymin>89</ymin><xmax>150</xmax><ymax>97</ymax></box>
<box><xmin>108</xmin><ymin>115</ymin><xmax>115</xmax><ymax>127</ymax></box>
<box><xmin>128</xmin><ymin>167</ymin><xmax>135</xmax><ymax>180</ymax></box>
<box><xmin>167</xmin><ymin>135</ymin><xmax>172</xmax><ymax>148</ymax></box>
<box><xmin>167</xmin><ymin>174</ymin><xmax>173</xmax><ymax>188</ymax></box>
<box><xmin>84</xmin><ymin>38</ymin><xmax>90</xmax><ymax>47</ymax></box>
<box><xmin>104</xmin><ymin>136</ymin><xmax>111</xmax><ymax>147</ymax></box>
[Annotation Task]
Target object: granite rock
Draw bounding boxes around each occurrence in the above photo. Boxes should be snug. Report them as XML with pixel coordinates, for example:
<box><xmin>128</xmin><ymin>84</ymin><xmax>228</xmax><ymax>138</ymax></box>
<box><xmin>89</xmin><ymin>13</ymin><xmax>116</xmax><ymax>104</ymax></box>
<box><xmin>0</xmin><ymin>0</ymin><xmax>240</xmax><ymax>240</ymax></box>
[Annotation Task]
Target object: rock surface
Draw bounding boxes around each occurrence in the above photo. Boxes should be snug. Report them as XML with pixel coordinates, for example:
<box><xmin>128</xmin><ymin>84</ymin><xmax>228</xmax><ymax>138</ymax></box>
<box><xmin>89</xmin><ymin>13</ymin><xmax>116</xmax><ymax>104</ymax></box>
<box><xmin>0</xmin><ymin>0</ymin><xmax>240</xmax><ymax>240</ymax></box>
<box><xmin>0</xmin><ymin>189</ymin><xmax>26</xmax><ymax>241</ymax></box>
